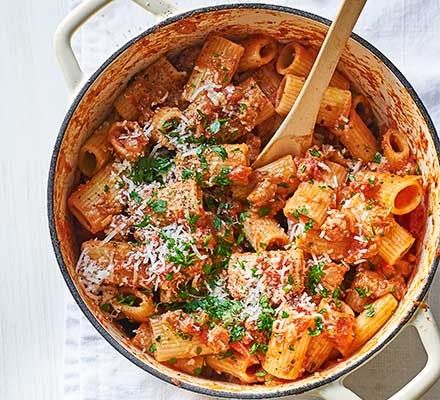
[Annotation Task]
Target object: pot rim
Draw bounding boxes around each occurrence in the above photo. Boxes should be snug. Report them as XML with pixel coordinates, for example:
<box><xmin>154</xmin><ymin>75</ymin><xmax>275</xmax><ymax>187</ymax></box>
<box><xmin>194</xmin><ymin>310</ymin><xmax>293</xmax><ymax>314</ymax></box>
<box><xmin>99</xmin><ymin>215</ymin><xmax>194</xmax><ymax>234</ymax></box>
<box><xmin>48</xmin><ymin>3</ymin><xmax>440</xmax><ymax>398</ymax></box>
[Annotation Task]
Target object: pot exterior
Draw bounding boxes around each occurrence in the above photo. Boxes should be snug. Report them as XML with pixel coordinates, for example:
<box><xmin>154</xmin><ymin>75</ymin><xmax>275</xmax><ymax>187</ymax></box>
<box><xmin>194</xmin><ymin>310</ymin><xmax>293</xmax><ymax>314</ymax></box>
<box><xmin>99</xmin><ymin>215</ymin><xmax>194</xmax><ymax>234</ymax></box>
<box><xmin>48</xmin><ymin>5</ymin><xmax>440</xmax><ymax>398</ymax></box>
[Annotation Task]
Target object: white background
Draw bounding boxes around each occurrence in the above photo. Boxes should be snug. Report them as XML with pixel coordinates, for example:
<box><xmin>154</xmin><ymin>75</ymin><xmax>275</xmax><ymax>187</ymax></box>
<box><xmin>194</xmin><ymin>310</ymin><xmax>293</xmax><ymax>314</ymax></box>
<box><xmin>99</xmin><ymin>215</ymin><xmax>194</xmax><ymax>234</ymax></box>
<box><xmin>0</xmin><ymin>0</ymin><xmax>439</xmax><ymax>399</ymax></box>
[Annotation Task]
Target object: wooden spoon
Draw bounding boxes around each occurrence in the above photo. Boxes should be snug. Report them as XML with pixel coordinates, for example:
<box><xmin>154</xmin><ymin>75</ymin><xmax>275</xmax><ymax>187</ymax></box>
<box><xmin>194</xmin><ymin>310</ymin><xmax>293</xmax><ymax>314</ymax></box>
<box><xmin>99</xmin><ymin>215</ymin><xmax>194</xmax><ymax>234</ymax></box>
<box><xmin>253</xmin><ymin>0</ymin><xmax>367</xmax><ymax>168</ymax></box>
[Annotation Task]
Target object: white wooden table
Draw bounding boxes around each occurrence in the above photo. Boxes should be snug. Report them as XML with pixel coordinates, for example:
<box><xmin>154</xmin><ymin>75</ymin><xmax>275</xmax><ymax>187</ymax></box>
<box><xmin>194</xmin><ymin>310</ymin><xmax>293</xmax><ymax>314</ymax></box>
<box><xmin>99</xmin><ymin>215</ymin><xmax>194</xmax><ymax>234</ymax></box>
<box><xmin>0</xmin><ymin>0</ymin><xmax>439</xmax><ymax>399</ymax></box>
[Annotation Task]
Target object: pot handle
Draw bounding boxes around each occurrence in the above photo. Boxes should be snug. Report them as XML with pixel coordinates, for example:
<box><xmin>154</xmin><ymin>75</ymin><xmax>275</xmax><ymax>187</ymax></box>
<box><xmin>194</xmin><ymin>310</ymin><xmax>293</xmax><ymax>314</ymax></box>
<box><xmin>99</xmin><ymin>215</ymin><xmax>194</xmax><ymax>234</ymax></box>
<box><xmin>317</xmin><ymin>308</ymin><xmax>440</xmax><ymax>399</ymax></box>
<box><xmin>53</xmin><ymin>0</ymin><xmax>179</xmax><ymax>94</ymax></box>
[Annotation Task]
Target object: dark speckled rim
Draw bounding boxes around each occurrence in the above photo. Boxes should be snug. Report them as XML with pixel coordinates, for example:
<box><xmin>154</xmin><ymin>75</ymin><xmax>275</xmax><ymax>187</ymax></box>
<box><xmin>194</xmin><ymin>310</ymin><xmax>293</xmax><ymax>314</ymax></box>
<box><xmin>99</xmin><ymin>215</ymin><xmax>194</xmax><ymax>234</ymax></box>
<box><xmin>48</xmin><ymin>3</ymin><xmax>440</xmax><ymax>399</ymax></box>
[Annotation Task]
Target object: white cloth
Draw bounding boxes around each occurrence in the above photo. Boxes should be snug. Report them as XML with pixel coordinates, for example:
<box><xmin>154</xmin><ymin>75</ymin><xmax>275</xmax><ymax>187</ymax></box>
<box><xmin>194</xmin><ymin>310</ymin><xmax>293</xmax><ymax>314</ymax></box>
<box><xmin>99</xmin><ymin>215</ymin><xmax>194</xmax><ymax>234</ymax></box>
<box><xmin>64</xmin><ymin>0</ymin><xmax>440</xmax><ymax>399</ymax></box>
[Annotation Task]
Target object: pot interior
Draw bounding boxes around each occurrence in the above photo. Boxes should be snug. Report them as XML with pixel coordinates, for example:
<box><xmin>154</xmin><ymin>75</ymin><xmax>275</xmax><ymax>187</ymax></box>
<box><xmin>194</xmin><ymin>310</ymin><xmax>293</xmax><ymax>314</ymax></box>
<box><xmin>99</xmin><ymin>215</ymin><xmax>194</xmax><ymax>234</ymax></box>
<box><xmin>50</xmin><ymin>5</ymin><xmax>440</xmax><ymax>398</ymax></box>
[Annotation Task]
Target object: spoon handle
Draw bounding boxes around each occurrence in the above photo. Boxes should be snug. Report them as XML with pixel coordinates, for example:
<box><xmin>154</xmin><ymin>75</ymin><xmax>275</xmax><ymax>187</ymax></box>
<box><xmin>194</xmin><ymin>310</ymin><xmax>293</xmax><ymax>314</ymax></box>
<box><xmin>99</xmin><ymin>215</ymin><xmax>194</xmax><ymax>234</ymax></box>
<box><xmin>253</xmin><ymin>0</ymin><xmax>367</xmax><ymax>168</ymax></box>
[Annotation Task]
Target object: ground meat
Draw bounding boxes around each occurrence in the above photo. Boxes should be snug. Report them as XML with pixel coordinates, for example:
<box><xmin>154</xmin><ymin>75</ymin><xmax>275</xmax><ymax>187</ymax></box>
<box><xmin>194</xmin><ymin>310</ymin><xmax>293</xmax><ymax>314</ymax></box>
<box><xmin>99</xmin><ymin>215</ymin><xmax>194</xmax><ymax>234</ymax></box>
<box><xmin>321</xmin><ymin>210</ymin><xmax>354</xmax><ymax>241</ymax></box>
<box><xmin>245</xmin><ymin>133</ymin><xmax>261</xmax><ymax>164</ymax></box>
<box><xmin>320</xmin><ymin>263</ymin><xmax>350</xmax><ymax>293</ymax></box>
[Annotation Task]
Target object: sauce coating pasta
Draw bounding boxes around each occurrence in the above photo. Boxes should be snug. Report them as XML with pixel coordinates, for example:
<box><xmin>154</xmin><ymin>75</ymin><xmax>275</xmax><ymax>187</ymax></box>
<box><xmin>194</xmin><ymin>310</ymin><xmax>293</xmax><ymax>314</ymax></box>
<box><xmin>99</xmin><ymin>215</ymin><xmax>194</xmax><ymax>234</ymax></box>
<box><xmin>69</xmin><ymin>34</ymin><xmax>425</xmax><ymax>384</ymax></box>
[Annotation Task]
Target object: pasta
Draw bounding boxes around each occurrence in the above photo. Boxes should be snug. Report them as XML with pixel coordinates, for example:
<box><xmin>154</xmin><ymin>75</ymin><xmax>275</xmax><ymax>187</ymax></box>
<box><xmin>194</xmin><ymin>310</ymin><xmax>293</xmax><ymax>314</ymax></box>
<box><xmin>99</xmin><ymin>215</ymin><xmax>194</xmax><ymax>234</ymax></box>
<box><xmin>251</xmin><ymin>63</ymin><xmax>282</xmax><ymax>105</ymax></box>
<box><xmin>277</xmin><ymin>43</ymin><xmax>350</xmax><ymax>90</ymax></box>
<box><xmin>242</xmin><ymin>212</ymin><xmax>289</xmax><ymax>251</ymax></box>
<box><xmin>361</xmin><ymin>172</ymin><xmax>423</xmax><ymax>215</ymax></box>
<box><xmin>114</xmin><ymin>57</ymin><xmax>186</xmax><ymax>121</ymax></box>
<box><xmin>275</xmin><ymin>75</ymin><xmax>352</xmax><ymax>128</ymax></box>
<box><xmin>378</xmin><ymin>218</ymin><xmax>415</xmax><ymax>265</ymax></box>
<box><xmin>68</xmin><ymin>33</ymin><xmax>426</xmax><ymax>385</ymax></box>
<box><xmin>263</xmin><ymin>314</ymin><xmax>313</xmax><ymax>379</ymax></box>
<box><xmin>381</xmin><ymin>128</ymin><xmax>411</xmax><ymax>169</ymax></box>
<box><xmin>284</xmin><ymin>181</ymin><xmax>334</xmax><ymax>227</ymax></box>
<box><xmin>238</xmin><ymin>35</ymin><xmax>278</xmax><ymax>72</ymax></box>
<box><xmin>206</xmin><ymin>352</ymin><xmax>259</xmax><ymax>383</ymax></box>
<box><xmin>340</xmin><ymin>294</ymin><xmax>398</xmax><ymax>356</ymax></box>
<box><xmin>68</xmin><ymin>162</ymin><xmax>123</xmax><ymax>234</ymax></box>
<box><xmin>331</xmin><ymin>106</ymin><xmax>378</xmax><ymax>162</ymax></box>
<box><xmin>78</xmin><ymin>114</ymin><xmax>118</xmax><ymax>177</ymax></box>
<box><xmin>182</xmin><ymin>35</ymin><xmax>244</xmax><ymax>102</ymax></box>
<box><xmin>149</xmin><ymin>317</ymin><xmax>217</xmax><ymax>362</ymax></box>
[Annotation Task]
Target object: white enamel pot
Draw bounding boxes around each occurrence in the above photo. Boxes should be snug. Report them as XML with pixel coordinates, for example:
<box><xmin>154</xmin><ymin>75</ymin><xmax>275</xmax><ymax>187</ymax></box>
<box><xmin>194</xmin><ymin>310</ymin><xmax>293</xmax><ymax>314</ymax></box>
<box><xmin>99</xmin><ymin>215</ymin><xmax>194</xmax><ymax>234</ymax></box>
<box><xmin>48</xmin><ymin>1</ymin><xmax>440</xmax><ymax>399</ymax></box>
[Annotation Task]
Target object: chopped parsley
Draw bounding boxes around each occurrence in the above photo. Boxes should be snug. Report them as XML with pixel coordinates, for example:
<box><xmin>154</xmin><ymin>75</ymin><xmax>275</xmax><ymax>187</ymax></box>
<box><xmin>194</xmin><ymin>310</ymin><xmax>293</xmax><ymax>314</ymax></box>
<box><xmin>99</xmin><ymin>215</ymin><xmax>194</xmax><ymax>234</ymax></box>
<box><xmin>193</xmin><ymin>367</ymin><xmax>203</xmax><ymax>376</ymax></box>
<box><xmin>148</xmin><ymin>198</ymin><xmax>167</xmax><ymax>213</ymax></box>
<box><xmin>130</xmin><ymin>155</ymin><xmax>173</xmax><ymax>185</ymax></box>
<box><xmin>256</xmin><ymin>295</ymin><xmax>275</xmax><ymax>335</ymax></box>
<box><xmin>208</xmin><ymin>118</ymin><xmax>229</xmax><ymax>134</ymax></box>
<box><xmin>309</xmin><ymin>148</ymin><xmax>321</xmax><ymax>157</ymax></box>
<box><xmin>250</xmin><ymin>342</ymin><xmax>268</xmax><ymax>354</ymax></box>
<box><xmin>365</xmin><ymin>303</ymin><xmax>376</xmax><ymax>318</ymax></box>
<box><xmin>291</xmin><ymin>206</ymin><xmax>309</xmax><ymax>220</ymax></box>
<box><xmin>116</xmin><ymin>294</ymin><xmax>136</xmax><ymax>306</ymax></box>
<box><xmin>304</xmin><ymin>219</ymin><xmax>314</xmax><ymax>233</ymax></box>
<box><xmin>332</xmin><ymin>287</ymin><xmax>341</xmax><ymax>300</ymax></box>
<box><xmin>281</xmin><ymin>311</ymin><xmax>290</xmax><ymax>319</ymax></box>
<box><xmin>255</xmin><ymin>370</ymin><xmax>267</xmax><ymax>377</ymax></box>
<box><xmin>308</xmin><ymin>316</ymin><xmax>324</xmax><ymax>336</ymax></box>
<box><xmin>307</xmin><ymin>262</ymin><xmax>325</xmax><ymax>294</ymax></box>
<box><xmin>238</xmin><ymin>103</ymin><xmax>248</xmax><ymax>113</ymax></box>
<box><xmin>355</xmin><ymin>287</ymin><xmax>371</xmax><ymax>297</ymax></box>
<box><xmin>148</xmin><ymin>343</ymin><xmax>157</xmax><ymax>353</ymax></box>
<box><xmin>258</xmin><ymin>207</ymin><xmax>271</xmax><ymax>217</ymax></box>
<box><xmin>103</xmin><ymin>184</ymin><xmax>109</xmax><ymax>193</ymax></box>
<box><xmin>129</xmin><ymin>190</ymin><xmax>142</xmax><ymax>204</ymax></box>
<box><xmin>372</xmin><ymin>152</ymin><xmax>382</xmax><ymax>164</ymax></box>
<box><xmin>134</xmin><ymin>215</ymin><xmax>151</xmax><ymax>228</ymax></box>
<box><xmin>210</xmin><ymin>145</ymin><xmax>228</xmax><ymax>160</ymax></box>
<box><xmin>182</xmin><ymin>168</ymin><xmax>193</xmax><ymax>180</ymax></box>
<box><xmin>185</xmin><ymin>211</ymin><xmax>200</xmax><ymax>232</ymax></box>
<box><xmin>165</xmin><ymin>272</ymin><xmax>174</xmax><ymax>281</ymax></box>
<box><xmin>100</xmin><ymin>303</ymin><xmax>111</xmax><ymax>312</ymax></box>
<box><xmin>213</xmin><ymin>215</ymin><xmax>223</xmax><ymax>230</ymax></box>
<box><xmin>212</xmin><ymin>167</ymin><xmax>232</xmax><ymax>186</ymax></box>
<box><xmin>229</xmin><ymin>325</ymin><xmax>245</xmax><ymax>342</ymax></box>
<box><xmin>183</xmin><ymin>296</ymin><xmax>243</xmax><ymax>324</ymax></box>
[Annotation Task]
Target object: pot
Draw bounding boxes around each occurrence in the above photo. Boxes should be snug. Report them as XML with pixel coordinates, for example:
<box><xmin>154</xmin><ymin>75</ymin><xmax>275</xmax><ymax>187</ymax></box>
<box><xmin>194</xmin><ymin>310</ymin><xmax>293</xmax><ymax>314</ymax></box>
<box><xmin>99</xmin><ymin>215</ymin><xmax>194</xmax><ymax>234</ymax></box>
<box><xmin>49</xmin><ymin>1</ymin><xmax>440</xmax><ymax>398</ymax></box>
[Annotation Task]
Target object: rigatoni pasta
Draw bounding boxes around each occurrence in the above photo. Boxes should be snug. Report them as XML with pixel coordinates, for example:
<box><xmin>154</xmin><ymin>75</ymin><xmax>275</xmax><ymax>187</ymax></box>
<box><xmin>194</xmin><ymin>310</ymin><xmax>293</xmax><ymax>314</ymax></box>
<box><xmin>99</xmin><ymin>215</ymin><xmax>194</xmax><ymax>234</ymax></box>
<box><xmin>78</xmin><ymin>115</ymin><xmax>117</xmax><ymax>177</ymax></box>
<box><xmin>67</xmin><ymin>33</ymin><xmax>426</xmax><ymax>386</ymax></box>
<box><xmin>275</xmin><ymin>74</ymin><xmax>352</xmax><ymax>128</ymax></box>
<box><xmin>238</xmin><ymin>35</ymin><xmax>278</xmax><ymax>72</ymax></box>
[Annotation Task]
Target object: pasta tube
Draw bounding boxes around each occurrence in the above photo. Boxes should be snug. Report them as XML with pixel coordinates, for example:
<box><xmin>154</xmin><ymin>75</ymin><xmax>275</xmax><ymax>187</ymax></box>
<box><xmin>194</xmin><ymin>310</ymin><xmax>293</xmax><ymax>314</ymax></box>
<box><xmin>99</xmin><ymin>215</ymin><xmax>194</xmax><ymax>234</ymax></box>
<box><xmin>284</xmin><ymin>181</ymin><xmax>334</xmax><ymax>227</ymax></box>
<box><xmin>206</xmin><ymin>352</ymin><xmax>258</xmax><ymax>383</ymax></box>
<box><xmin>166</xmin><ymin>356</ymin><xmax>204</xmax><ymax>376</ymax></box>
<box><xmin>340</xmin><ymin>294</ymin><xmax>398</xmax><ymax>356</ymax></box>
<box><xmin>304</xmin><ymin>335</ymin><xmax>334</xmax><ymax>373</ymax></box>
<box><xmin>297</xmin><ymin>230</ymin><xmax>350</xmax><ymax>260</ymax></box>
<box><xmin>332</xmin><ymin>108</ymin><xmax>378</xmax><ymax>162</ymax></box>
<box><xmin>378</xmin><ymin>218</ymin><xmax>415</xmax><ymax>265</ymax></box>
<box><xmin>364</xmin><ymin>172</ymin><xmax>423</xmax><ymax>215</ymax></box>
<box><xmin>238</xmin><ymin>35</ymin><xmax>278</xmax><ymax>72</ymax></box>
<box><xmin>114</xmin><ymin>57</ymin><xmax>186</xmax><ymax>120</ymax></box>
<box><xmin>149</xmin><ymin>318</ymin><xmax>217</xmax><ymax>361</ymax></box>
<box><xmin>275</xmin><ymin>75</ymin><xmax>351</xmax><ymax>128</ymax></box>
<box><xmin>263</xmin><ymin>316</ymin><xmax>312</xmax><ymax>380</ymax></box>
<box><xmin>182</xmin><ymin>35</ymin><xmax>244</xmax><ymax>101</ymax></box>
<box><xmin>68</xmin><ymin>162</ymin><xmax>122</xmax><ymax>234</ymax></box>
<box><xmin>381</xmin><ymin>128</ymin><xmax>411</xmax><ymax>169</ymax></box>
<box><xmin>112</xmin><ymin>288</ymin><xmax>155</xmax><ymax>322</ymax></box>
<box><xmin>242</xmin><ymin>212</ymin><xmax>289</xmax><ymax>251</ymax></box>
<box><xmin>251</xmin><ymin>63</ymin><xmax>282</xmax><ymax>105</ymax></box>
<box><xmin>276</xmin><ymin>42</ymin><xmax>315</xmax><ymax>76</ymax></box>
<box><xmin>78</xmin><ymin>115</ymin><xmax>117</xmax><ymax>177</ymax></box>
